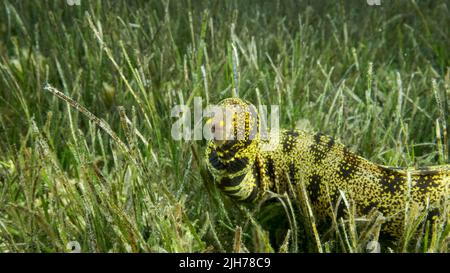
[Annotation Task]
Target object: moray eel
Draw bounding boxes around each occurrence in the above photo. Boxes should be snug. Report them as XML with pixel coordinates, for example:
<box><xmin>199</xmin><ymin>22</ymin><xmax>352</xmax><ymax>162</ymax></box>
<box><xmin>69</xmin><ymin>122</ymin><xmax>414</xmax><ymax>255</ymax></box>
<box><xmin>205</xmin><ymin>98</ymin><xmax>450</xmax><ymax>237</ymax></box>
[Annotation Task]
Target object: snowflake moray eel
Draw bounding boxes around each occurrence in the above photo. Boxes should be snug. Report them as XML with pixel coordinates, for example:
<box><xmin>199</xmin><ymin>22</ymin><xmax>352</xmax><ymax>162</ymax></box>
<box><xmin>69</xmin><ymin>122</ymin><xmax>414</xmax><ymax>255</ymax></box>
<box><xmin>205</xmin><ymin>98</ymin><xmax>450</xmax><ymax>237</ymax></box>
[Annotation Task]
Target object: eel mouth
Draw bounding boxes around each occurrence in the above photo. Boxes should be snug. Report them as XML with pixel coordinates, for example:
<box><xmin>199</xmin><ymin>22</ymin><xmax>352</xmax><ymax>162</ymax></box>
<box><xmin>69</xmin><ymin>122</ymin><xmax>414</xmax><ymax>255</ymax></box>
<box><xmin>208</xmin><ymin>116</ymin><xmax>235</xmax><ymax>147</ymax></box>
<box><xmin>211</xmin><ymin>122</ymin><xmax>232</xmax><ymax>147</ymax></box>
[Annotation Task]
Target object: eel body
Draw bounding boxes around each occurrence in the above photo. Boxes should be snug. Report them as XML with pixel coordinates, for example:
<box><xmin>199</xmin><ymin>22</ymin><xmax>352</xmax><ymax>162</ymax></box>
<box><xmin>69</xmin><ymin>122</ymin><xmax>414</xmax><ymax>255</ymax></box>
<box><xmin>205</xmin><ymin>98</ymin><xmax>450</xmax><ymax>237</ymax></box>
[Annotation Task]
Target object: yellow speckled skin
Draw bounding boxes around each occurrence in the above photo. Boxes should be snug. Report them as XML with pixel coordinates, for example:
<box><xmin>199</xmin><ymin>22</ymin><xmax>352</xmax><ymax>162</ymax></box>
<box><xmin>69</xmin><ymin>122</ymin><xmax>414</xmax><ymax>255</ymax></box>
<box><xmin>205</xmin><ymin>98</ymin><xmax>450</xmax><ymax>237</ymax></box>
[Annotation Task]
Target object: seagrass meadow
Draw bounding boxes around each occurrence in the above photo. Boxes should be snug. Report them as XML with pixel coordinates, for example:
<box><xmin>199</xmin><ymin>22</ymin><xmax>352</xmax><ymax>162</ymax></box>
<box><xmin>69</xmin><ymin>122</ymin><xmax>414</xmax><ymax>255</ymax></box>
<box><xmin>0</xmin><ymin>0</ymin><xmax>449</xmax><ymax>253</ymax></box>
